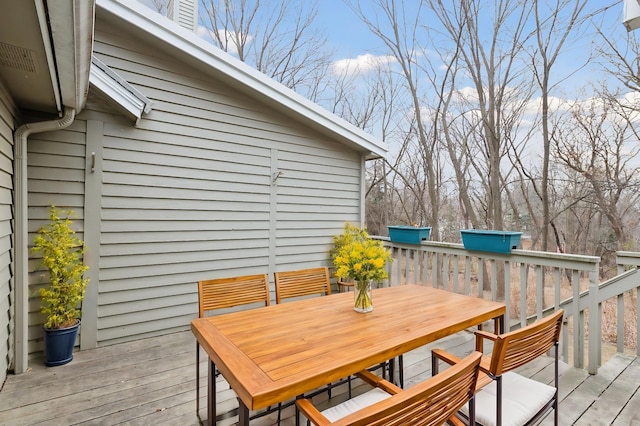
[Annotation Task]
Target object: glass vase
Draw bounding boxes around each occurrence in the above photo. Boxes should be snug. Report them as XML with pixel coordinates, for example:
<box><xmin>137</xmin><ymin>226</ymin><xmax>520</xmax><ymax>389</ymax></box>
<box><xmin>354</xmin><ymin>280</ymin><xmax>373</xmax><ymax>313</ymax></box>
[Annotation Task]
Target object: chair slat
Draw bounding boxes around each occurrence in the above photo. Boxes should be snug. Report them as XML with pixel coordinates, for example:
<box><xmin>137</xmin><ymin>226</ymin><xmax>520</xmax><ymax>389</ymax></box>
<box><xmin>274</xmin><ymin>267</ymin><xmax>331</xmax><ymax>304</ymax></box>
<box><xmin>298</xmin><ymin>351</ymin><xmax>482</xmax><ymax>426</ymax></box>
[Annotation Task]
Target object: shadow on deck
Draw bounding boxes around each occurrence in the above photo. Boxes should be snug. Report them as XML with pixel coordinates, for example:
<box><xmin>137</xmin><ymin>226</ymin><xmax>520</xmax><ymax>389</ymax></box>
<box><xmin>0</xmin><ymin>330</ymin><xmax>638</xmax><ymax>425</ymax></box>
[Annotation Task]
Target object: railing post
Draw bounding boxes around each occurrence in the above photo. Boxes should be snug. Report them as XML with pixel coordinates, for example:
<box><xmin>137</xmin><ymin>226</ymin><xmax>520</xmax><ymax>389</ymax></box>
<box><xmin>588</xmin><ymin>263</ymin><xmax>600</xmax><ymax>375</ymax></box>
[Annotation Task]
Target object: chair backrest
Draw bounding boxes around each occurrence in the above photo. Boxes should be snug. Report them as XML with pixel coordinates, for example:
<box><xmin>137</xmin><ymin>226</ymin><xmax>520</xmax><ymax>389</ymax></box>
<box><xmin>335</xmin><ymin>351</ymin><xmax>482</xmax><ymax>426</ymax></box>
<box><xmin>274</xmin><ymin>267</ymin><xmax>331</xmax><ymax>304</ymax></box>
<box><xmin>487</xmin><ymin>309</ymin><xmax>564</xmax><ymax>376</ymax></box>
<box><xmin>198</xmin><ymin>274</ymin><xmax>270</xmax><ymax>318</ymax></box>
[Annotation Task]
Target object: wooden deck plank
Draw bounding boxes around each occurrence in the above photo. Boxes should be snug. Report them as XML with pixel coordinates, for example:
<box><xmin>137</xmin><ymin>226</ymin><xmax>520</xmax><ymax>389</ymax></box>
<box><xmin>542</xmin><ymin>353</ymin><xmax>636</xmax><ymax>425</ymax></box>
<box><xmin>600</xmin><ymin>356</ymin><xmax>640</xmax><ymax>426</ymax></box>
<box><xmin>0</xmin><ymin>330</ymin><xmax>638</xmax><ymax>425</ymax></box>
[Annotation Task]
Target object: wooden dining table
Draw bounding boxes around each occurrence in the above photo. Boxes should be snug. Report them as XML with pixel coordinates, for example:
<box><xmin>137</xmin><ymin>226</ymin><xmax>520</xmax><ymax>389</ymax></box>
<box><xmin>191</xmin><ymin>284</ymin><xmax>506</xmax><ymax>425</ymax></box>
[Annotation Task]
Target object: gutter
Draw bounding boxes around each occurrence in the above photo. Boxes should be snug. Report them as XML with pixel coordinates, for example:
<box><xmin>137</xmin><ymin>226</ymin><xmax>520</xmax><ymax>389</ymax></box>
<box><xmin>13</xmin><ymin>107</ymin><xmax>76</xmax><ymax>374</ymax></box>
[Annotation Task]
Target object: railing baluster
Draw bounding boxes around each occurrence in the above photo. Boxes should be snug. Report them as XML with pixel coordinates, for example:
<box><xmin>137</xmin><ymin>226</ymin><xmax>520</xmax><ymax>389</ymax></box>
<box><xmin>478</xmin><ymin>257</ymin><xmax>484</xmax><ymax>298</ymax></box>
<box><xmin>505</xmin><ymin>260</ymin><xmax>511</xmax><ymax>329</ymax></box>
<box><xmin>617</xmin><ymin>294</ymin><xmax>624</xmax><ymax>353</ymax></box>
<box><xmin>520</xmin><ymin>264</ymin><xmax>527</xmax><ymax>328</ymax></box>
<box><xmin>465</xmin><ymin>256</ymin><xmax>471</xmax><ymax>294</ymax></box>
<box><xmin>490</xmin><ymin>259</ymin><xmax>497</xmax><ymax>301</ymax></box>
<box><xmin>536</xmin><ymin>265</ymin><xmax>543</xmax><ymax>319</ymax></box>
<box><xmin>453</xmin><ymin>255</ymin><xmax>460</xmax><ymax>294</ymax></box>
<box><xmin>554</xmin><ymin>268</ymin><xmax>561</xmax><ymax>310</ymax></box>
<box><xmin>572</xmin><ymin>270</ymin><xmax>582</xmax><ymax>368</ymax></box>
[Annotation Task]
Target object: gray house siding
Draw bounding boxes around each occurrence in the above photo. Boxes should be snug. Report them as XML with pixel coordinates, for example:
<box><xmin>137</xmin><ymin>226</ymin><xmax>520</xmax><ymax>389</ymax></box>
<box><xmin>53</xmin><ymin>24</ymin><xmax>362</xmax><ymax>347</ymax></box>
<box><xmin>0</xmin><ymin>84</ymin><xmax>15</xmax><ymax>381</ymax></box>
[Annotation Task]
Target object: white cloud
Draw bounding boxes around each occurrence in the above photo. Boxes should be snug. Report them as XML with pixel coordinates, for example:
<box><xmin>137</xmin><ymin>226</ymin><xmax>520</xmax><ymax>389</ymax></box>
<box><xmin>195</xmin><ymin>26</ymin><xmax>252</xmax><ymax>56</ymax></box>
<box><xmin>196</xmin><ymin>25</ymin><xmax>215</xmax><ymax>42</ymax></box>
<box><xmin>332</xmin><ymin>53</ymin><xmax>397</xmax><ymax>76</ymax></box>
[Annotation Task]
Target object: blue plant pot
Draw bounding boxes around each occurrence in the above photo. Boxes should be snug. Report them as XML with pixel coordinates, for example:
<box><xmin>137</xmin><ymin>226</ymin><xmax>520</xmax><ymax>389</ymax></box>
<box><xmin>44</xmin><ymin>320</ymin><xmax>80</xmax><ymax>366</ymax></box>
<box><xmin>460</xmin><ymin>230</ymin><xmax>522</xmax><ymax>254</ymax></box>
<box><xmin>388</xmin><ymin>226</ymin><xmax>431</xmax><ymax>244</ymax></box>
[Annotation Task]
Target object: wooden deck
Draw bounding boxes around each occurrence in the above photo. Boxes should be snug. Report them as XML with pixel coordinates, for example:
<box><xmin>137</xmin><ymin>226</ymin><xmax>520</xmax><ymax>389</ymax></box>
<box><xmin>1</xmin><ymin>330</ymin><xmax>639</xmax><ymax>426</ymax></box>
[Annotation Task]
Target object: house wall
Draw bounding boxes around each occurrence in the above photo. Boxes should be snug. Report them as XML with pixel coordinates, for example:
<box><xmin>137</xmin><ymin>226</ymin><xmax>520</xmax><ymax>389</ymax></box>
<box><xmin>0</xmin><ymin>82</ymin><xmax>15</xmax><ymax>381</ymax></box>
<box><xmin>26</xmin><ymin>120</ymin><xmax>88</xmax><ymax>356</ymax></box>
<box><xmin>25</xmin><ymin>21</ymin><xmax>363</xmax><ymax>352</ymax></box>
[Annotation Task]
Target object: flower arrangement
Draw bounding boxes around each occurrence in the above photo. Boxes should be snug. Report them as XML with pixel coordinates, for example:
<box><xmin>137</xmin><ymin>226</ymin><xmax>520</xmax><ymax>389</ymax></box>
<box><xmin>330</xmin><ymin>222</ymin><xmax>368</xmax><ymax>264</ymax></box>
<box><xmin>333</xmin><ymin>225</ymin><xmax>391</xmax><ymax>312</ymax></box>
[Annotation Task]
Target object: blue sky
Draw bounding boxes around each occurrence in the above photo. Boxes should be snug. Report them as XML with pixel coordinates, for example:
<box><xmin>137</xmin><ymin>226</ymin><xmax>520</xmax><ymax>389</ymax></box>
<box><xmin>139</xmin><ymin>1</ymin><xmax>628</xmax><ymax>83</ymax></box>
<box><xmin>138</xmin><ymin>0</ymin><xmax>633</xmax><ymax>103</ymax></box>
<box><xmin>311</xmin><ymin>1</ymin><xmax>627</xmax><ymax>94</ymax></box>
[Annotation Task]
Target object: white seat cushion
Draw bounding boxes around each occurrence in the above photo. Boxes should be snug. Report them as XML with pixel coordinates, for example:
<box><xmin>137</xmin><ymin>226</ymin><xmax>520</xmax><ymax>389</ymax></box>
<box><xmin>320</xmin><ymin>388</ymin><xmax>392</xmax><ymax>422</ymax></box>
<box><xmin>461</xmin><ymin>371</ymin><xmax>556</xmax><ymax>426</ymax></box>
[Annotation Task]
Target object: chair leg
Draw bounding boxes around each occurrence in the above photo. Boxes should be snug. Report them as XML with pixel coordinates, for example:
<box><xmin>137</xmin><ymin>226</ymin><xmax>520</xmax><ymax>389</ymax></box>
<box><xmin>469</xmin><ymin>395</ymin><xmax>476</xmax><ymax>426</ymax></box>
<box><xmin>496</xmin><ymin>375</ymin><xmax>502</xmax><ymax>426</ymax></box>
<box><xmin>398</xmin><ymin>354</ymin><xmax>404</xmax><ymax>388</ymax></box>
<box><xmin>295</xmin><ymin>395</ymin><xmax>302</xmax><ymax>426</ymax></box>
<box><xmin>196</xmin><ymin>342</ymin><xmax>201</xmax><ymax>422</ymax></box>
<box><xmin>554</xmin><ymin>342</ymin><xmax>559</xmax><ymax>425</ymax></box>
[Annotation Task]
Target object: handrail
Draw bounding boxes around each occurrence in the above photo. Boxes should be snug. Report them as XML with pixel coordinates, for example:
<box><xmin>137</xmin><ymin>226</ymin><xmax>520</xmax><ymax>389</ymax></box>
<box><xmin>374</xmin><ymin>237</ymin><xmax>639</xmax><ymax>374</ymax></box>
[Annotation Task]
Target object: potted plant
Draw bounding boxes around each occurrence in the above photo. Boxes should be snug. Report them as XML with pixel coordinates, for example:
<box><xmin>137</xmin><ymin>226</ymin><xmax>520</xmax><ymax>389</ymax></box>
<box><xmin>31</xmin><ymin>206</ymin><xmax>89</xmax><ymax>366</ymax></box>
<box><xmin>332</xmin><ymin>225</ymin><xmax>391</xmax><ymax>313</ymax></box>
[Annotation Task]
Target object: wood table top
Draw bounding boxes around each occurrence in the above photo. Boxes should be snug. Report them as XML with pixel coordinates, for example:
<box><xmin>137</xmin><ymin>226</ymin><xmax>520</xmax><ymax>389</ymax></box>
<box><xmin>191</xmin><ymin>284</ymin><xmax>505</xmax><ymax>410</ymax></box>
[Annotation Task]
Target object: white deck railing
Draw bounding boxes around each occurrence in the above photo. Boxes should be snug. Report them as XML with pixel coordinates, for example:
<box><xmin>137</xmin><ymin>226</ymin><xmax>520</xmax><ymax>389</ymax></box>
<box><xmin>376</xmin><ymin>238</ymin><xmax>639</xmax><ymax>374</ymax></box>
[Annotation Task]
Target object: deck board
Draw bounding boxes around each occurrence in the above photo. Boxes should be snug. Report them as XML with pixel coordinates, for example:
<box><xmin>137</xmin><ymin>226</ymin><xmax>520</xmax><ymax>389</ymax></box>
<box><xmin>0</xmin><ymin>330</ymin><xmax>638</xmax><ymax>425</ymax></box>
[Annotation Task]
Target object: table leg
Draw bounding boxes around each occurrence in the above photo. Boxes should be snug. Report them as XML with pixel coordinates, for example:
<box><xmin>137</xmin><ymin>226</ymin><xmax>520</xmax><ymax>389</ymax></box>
<box><xmin>388</xmin><ymin>357</ymin><xmax>396</xmax><ymax>385</ymax></box>
<box><xmin>494</xmin><ymin>314</ymin><xmax>505</xmax><ymax>334</ymax></box>
<box><xmin>238</xmin><ymin>400</ymin><xmax>250</xmax><ymax>425</ymax></box>
<box><xmin>208</xmin><ymin>359</ymin><xmax>216</xmax><ymax>426</ymax></box>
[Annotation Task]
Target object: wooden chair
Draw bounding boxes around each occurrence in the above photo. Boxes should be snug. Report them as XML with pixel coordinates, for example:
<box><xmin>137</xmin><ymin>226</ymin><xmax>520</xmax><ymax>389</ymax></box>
<box><xmin>432</xmin><ymin>309</ymin><xmax>564</xmax><ymax>426</ymax></box>
<box><xmin>274</xmin><ymin>266</ymin><xmax>331</xmax><ymax>303</ymax></box>
<box><xmin>297</xmin><ymin>351</ymin><xmax>482</xmax><ymax>426</ymax></box>
<box><xmin>195</xmin><ymin>274</ymin><xmax>270</xmax><ymax>423</ymax></box>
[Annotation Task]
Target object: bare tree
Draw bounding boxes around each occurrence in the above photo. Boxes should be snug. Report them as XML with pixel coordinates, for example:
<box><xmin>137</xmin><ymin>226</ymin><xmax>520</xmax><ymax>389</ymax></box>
<box><xmin>345</xmin><ymin>0</ymin><xmax>442</xmax><ymax>238</ymax></box>
<box><xmin>424</xmin><ymin>0</ymin><xmax>537</xmax><ymax>235</ymax></box>
<box><xmin>150</xmin><ymin>0</ymin><xmax>169</xmax><ymax>14</ymax></box>
<box><xmin>555</xmin><ymin>93</ymin><xmax>640</xmax><ymax>266</ymax></box>
<box><xmin>199</xmin><ymin>0</ymin><xmax>333</xmax><ymax>99</ymax></box>
<box><xmin>528</xmin><ymin>0</ymin><xmax>589</xmax><ymax>251</ymax></box>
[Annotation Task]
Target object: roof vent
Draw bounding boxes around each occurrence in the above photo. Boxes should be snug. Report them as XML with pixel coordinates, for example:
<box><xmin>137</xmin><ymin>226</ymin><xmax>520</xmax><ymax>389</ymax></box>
<box><xmin>0</xmin><ymin>42</ymin><xmax>37</xmax><ymax>73</ymax></box>
<box><xmin>167</xmin><ymin>0</ymin><xmax>198</xmax><ymax>33</ymax></box>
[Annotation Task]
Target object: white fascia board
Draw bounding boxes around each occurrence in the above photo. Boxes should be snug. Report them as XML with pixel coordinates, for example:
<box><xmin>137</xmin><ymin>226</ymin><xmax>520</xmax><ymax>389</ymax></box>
<box><xmin>624</xmin><ymin>0</ymin><xmax>640</xmax><ymax>31</ymax></box>
<box><xmin>96</xmin><ymin>0</ymin><xmax>388</xmax><ymax>159</ymax></box>
<box><xmin>90</xmin><ymin>55</ymin><xmax>152</xmax><ymax>124</ymax></box>
<box><xmin>47</xmin><ymin>0</ymin><xmax>95</xmax><ymax>112</ymax></box>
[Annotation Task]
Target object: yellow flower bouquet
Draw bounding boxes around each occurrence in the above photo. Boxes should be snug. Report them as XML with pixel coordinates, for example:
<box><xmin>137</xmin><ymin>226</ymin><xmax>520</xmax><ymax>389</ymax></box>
<box><xmin>333</xmin><ymin>229</ymin><xmax>391</xmax><ymax>312</ymax></box>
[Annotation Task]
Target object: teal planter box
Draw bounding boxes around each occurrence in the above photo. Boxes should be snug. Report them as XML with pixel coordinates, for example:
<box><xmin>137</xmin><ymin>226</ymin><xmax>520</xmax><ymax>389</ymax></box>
<box><xmin>388</xmin><ymin>226</ymin><xmax>431</xmax><ymax>245</ymax></box>
<box><xmin>460</xmin><ymin>230</ymin><xmax>522</xmax><ymax>254</ymax></box>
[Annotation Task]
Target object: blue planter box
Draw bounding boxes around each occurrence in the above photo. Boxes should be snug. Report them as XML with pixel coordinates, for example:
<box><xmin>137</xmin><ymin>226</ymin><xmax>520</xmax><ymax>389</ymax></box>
<box><xmin>460</xmin><ymin>230</ymin><xmax>522</xmax><ymax>254</ymax></box>
<box><xmin>388</xmin><ymin>226</ymin><xmax>431</xmax><ymax>245</ymax></box>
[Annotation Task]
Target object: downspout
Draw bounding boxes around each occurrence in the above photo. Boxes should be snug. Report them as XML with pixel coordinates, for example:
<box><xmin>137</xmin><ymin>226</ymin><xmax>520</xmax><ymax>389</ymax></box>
<box><xmin>13</xmin><ymin>107</ymin><xmax>76</xmax><ymax>374</ymax></box>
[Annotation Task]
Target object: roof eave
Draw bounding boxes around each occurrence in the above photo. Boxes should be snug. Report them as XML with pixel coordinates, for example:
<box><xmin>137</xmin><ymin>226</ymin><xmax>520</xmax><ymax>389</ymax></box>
<box><xmin>96</xmin><ymin>0</ymin><xmax>387</xmax><ymax>158</ymax></box>
<box><xmin>47</xmin><ymin>0</ymin><xmax>95</xmax><ymax>113</ymax></box>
